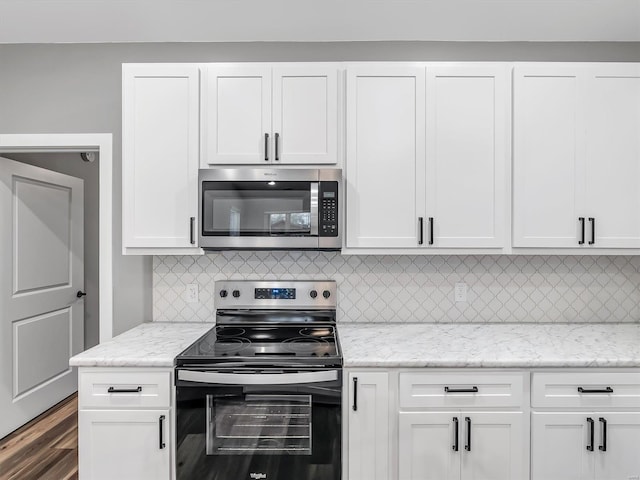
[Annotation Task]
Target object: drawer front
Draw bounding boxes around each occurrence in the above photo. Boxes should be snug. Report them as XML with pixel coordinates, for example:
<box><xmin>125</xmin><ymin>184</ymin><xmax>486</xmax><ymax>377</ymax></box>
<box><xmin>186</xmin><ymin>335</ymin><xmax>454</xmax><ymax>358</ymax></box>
<box><xmin>532</xmin><ymin>372</ymin><xmax>640</xmax><ymax>408</ymax></box>
<box><xmin>399</xmin><ymin>372</ymin><xmax>525</xmax><ymax>409</ymax></box>
<box><xmin>79</xmin><ymin>370</ymin><xmax>171</xmax><ymax>408</ymax></box>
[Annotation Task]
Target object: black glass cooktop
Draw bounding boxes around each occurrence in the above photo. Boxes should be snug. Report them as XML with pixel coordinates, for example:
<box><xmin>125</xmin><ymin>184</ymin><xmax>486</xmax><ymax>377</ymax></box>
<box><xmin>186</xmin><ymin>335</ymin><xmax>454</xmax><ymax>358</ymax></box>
<box><xmin>177</xmin><ymin>325</ymin><xmax>340</xmax><ymax>364</ymax></box>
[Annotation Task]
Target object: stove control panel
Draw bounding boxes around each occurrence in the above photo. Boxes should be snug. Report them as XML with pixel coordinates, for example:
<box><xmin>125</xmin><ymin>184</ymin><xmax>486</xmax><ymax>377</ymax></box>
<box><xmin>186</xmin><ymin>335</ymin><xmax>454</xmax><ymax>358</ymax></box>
<box><xmin>215</xmin><ymin>280</ymin><xmax>336</xmax><ymax>310</ymax></box>
<box><xmin>255</xmin><ymin>288</ymin><xmax>296</xmax><ymax>300</ymax></box>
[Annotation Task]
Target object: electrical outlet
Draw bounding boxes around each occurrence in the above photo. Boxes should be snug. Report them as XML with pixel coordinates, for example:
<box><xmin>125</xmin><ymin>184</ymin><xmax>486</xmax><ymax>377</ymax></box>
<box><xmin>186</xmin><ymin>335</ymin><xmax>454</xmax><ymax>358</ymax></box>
<box><xmin>186</xmin><ymin>284</ymin><xmax>199</xmax><ymax>303</ymax></box>
<box><xmin>454</xmin><ymin>283</ymin><xmax>467</xmax><ymax>303</ymax></box>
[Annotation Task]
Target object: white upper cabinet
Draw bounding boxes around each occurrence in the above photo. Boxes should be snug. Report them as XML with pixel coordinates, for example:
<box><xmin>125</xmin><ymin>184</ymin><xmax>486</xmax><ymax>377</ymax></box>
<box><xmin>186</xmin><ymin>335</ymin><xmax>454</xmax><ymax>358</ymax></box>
<box><xmin>584</xmin><ymin>65</ymin><xmax>640</xmax><ymax>248</ymax></box>
<box><xmin>203</xmin><ymin>65</ymin><xmax>271</xmax><ymax>165</ymax></box>
<box><xmin>425</xmin><ymin>65</ymin><xmax>508</xmax><ymax>248</ymax></box>
<box><xmin>272</xmin><ymin>66</ymin><xmax>338</xmax><ymax>164</ymax></box>
<box><xmin>203</xmin><ymin>64</ymin><xmax>338</xmax><ymax>165</ymax></box>
<box><xmin>345</xmin><ymin>65</ymin><xmax>426</xmax><ymax>248</ymax></box>
<box><xmin>122</xmin><ymin>64</ymin><xmax>200</xmax><ymax>251</ymax></box>
<box><xmin>514</xmin><ymin>63</ymin><xmax>640</xmax><ymax>249</ymax></box>
<box><xmin>346</xmin><ymin>63</ymin><xmax>508</xmax><ymax>251</ymax></box>
<box><xmin>513</xmin><ymin>65</ymin><xmax>586</xmax><ymax>248</ymax></box>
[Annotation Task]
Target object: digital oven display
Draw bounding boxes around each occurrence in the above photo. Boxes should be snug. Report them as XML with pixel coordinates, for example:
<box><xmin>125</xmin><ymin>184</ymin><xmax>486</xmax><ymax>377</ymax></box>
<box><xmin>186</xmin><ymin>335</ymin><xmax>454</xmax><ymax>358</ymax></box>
<box><xmin>254</xmin><ymin>288</ymin><xmax>296</xmax><ymax>300</ymax></box>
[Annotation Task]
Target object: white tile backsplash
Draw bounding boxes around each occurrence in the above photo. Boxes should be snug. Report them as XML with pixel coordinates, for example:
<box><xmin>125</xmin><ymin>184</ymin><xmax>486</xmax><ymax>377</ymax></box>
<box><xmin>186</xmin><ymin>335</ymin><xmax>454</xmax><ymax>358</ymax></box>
<box><xmin>153</xmin><ymin>253</ymin><xmax>640</xmax><ymax>323</ymax></box>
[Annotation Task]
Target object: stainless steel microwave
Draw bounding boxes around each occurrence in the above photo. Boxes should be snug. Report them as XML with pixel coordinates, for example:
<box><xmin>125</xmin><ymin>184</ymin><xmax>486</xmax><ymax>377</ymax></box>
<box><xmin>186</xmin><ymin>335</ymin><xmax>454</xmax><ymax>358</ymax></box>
<box><xmin>199</xmin><ymin>168</ymin><xmax>342</xmax><ymax>250</ymax></box>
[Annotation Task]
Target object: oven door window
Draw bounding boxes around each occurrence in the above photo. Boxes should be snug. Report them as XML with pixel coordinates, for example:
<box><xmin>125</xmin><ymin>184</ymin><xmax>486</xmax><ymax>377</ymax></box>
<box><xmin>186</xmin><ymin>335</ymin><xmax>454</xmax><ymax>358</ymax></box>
<box><xmin>207</xmin><ymin>394</ymin><xmax>311</xmax><ymax>455</ymax></box>
<box><xmin>202</xmin><ymin>181</ymin><xmax>313</xmax><ymax>237</ymax></box>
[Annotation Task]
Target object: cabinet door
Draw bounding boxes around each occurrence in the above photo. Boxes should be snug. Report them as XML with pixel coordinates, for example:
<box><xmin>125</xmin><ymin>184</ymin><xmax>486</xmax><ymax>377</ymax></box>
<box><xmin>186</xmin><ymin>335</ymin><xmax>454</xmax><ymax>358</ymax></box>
<box><xmin>425</xmin><ymin>65</ymin><xmax>508</xmax><ymax>248</ymax></box>
<box><xmin>204</xmin><ymin>65</ymin><xmax>271</xmax><ymax>164</ymax></box>
<box><xmin>584</xmin><ymin>65</ymin><xmax>640</xmax><ymax>248</ymax></box>
<box><xmin>531</xmin><ymin>412</ymin><xmax>593</xmax><ymax>480</ymax></box>
<box><xmin>460</xmin><ymin>412</ymin><xmax>525</xmax><ymax>480</ymax></box>
<box><xmin>79</xmin><ymin>409</ymin><xmax>170</xmax><ymax>480</ymax></box>
<box><xmin>272</xmin><ymin>65</ymin><xmax>338</xmax><ymax>164</ymax></box>
<box><xmin>122</xmin><ymin>64</ymin><xmax>199</xmax><ymax>248</ymax></box>
<box><xmin>398</xmin><ymin>412</ymin><xmax>460</xmax><ymax>480</ymax></box>
<box><xmin>513</xmin><ymin>65</ymin><xmax>587</xmax><ymax>247</ymax></box>
<box><xmin>346</xmin><ymin>66</ymin><xmax>426</xmax><ymax>248</ymax></box>
<box><xmin>594</xmin><ymin>413</ymin><xmax>640</xmax><ymax>480</ymax></box>
<box><xmin>347</xmin><ymin>372</ymin><xmax>390</xmax><ymax>480</ymax></box>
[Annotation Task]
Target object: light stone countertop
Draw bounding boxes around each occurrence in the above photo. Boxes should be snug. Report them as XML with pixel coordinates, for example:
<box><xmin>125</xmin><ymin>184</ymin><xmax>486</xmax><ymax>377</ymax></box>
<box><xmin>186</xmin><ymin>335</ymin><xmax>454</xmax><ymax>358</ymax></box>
<box><xmin>69</xmin><ymin>322</ymin><xmax>640</xmax><ymax>369</ymax></box>
<box><xmin>338</xmin><ymin>323</ymin><xmax>640</xmax><ymax>368</ymax></box>
<box><xmin>69</xmin><ymin>322</ymin><xmax>212</xmax><ymax>367</ymax></box>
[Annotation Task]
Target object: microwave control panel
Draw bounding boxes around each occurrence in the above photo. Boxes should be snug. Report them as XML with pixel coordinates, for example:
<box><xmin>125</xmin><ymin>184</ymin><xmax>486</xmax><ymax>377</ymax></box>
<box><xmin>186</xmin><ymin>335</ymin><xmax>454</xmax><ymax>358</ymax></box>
<box><xmin>319</xmin><ymin>182</ymin><xmax>339</xmax><ymax>237</ymax></box>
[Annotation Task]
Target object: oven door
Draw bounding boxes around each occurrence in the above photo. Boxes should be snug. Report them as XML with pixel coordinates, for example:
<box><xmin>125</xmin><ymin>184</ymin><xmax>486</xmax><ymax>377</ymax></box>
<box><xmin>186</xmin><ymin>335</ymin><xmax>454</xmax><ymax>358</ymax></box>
<box><xmin>199</xmin><ymin>169</ymin><xmax>320</xmax><ymax>250</ymax></box>
<box><xmin>176</xmin><ymin>368</ymin><xmax>342</xmax><ymax>480</ymax></box>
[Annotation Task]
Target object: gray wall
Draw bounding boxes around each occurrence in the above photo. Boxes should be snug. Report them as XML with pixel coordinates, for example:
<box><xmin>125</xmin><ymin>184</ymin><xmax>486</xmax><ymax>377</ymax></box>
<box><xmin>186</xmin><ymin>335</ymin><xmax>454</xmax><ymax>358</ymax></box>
<box><xmin>6</xmin><ymin>152</ymin><xmax>100</xmax><ymax>348</ymax></box>
<box><xmin>1</xmin><ymin>41</ymin><xmax>640</xmax><ymax>336</ymax></box>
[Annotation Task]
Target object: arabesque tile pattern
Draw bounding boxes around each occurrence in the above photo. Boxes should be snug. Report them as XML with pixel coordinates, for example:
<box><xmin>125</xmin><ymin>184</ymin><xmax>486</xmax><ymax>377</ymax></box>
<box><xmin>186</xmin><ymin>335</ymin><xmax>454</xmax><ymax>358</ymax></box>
<box><xmin>153</xmin><ymin>253</ymin><xmax>640</xmax><ymax>323</ymax></box>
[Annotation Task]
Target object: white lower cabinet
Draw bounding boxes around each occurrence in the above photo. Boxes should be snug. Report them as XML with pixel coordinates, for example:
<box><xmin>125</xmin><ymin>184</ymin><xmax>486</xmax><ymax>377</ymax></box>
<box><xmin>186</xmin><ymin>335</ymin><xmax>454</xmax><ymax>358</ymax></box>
<box><xmin>532</xmin><ymin>412</ymin><xmax>640</xmax><ymax>480</ymax></box>
<box><xmin>79</xmin><ymin>409</ymin><xmax>171</xmax><ymax>480</ymax></box>
<box><xmin>347</xmin><ymin>371</ymin><xmax>390</xmax><ymax>480</ymax></box>
<box><xmin>346</xmin><ymin>369</ymin><xmax>527</xmax><ymax>480</ymax></box>
<box><xmin>78</xmin><ymin>368</ymin><xmax>173</xmax><ymax>480</ymax></box>
<box><xmin>531</xmin><ymin>371</ymin><xmax>640</xmax><ymax>480</ymax></box>
<box><xmin>398</xmin><ymin>412</ymin><xmax>460</xmax><ymax>480</ymax></box>
<box><xmin>399</xmin><ymin>411</ymin><xmax>525</xmax><ymax>480</ymax></box>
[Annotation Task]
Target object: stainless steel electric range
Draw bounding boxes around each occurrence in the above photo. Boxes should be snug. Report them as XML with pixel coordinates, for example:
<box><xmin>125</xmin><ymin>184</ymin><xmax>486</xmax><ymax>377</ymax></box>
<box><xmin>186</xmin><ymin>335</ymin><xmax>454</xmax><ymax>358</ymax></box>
<box><xmin>175</xmin><ymin>280</ymin><xmax>342</xmax><ymax>480</ymax></box>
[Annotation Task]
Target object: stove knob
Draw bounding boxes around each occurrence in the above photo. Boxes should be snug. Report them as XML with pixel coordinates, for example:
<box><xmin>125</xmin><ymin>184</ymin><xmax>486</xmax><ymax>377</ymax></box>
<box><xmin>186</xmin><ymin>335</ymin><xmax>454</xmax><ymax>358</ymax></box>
<box><xmin>322</xmin><ymin>290</ymin><xmax>331</xmax><ymax>299</ymax></box>
<box><xmin>232</xmin><ymin>290</ymin><xmax>241</xmax><ymax>298</ymax></box>
<box><xmin>219</xmin><ymin>289</ymin><xmax>228</xmax><ymax>298</ymax></box>
<box><xmin>309</xmin><ymin>290</ymin><xmax>318</xmax><ymax>299</ymax></box>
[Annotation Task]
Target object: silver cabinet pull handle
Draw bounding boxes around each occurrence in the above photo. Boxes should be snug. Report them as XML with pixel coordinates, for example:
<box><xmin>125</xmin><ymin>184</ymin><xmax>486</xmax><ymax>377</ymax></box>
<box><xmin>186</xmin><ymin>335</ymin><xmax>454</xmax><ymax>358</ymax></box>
<box><xmin>264</xmin><ymin>133</ymin><xmax>270</xmax><ymax>161</ymax></box>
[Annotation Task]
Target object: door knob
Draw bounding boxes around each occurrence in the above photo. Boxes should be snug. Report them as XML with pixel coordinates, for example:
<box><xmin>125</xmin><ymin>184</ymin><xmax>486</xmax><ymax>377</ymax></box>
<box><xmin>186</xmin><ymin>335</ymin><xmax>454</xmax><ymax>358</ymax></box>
<box><xmin>77</xmin><ymin>291</ymin><xmax>87</xmax><ymax>298</ymax></box>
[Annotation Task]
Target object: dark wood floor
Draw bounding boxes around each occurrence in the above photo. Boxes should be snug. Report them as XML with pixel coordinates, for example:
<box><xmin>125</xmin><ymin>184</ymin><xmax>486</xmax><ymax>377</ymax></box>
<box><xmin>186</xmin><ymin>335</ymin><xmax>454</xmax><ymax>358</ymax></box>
<box><xmin>0</xmin><ymin>393</ymin><xmax>78</xmax><ymax>480</ymax></box>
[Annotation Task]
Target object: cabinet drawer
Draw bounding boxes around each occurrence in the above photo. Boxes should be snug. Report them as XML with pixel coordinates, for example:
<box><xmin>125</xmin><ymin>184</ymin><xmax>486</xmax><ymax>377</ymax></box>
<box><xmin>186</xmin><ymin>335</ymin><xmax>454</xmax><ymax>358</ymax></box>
<box><xmin>399</xmin><ymin>372</ymin><xmax>524</xmax><ymax>409</ymax></box>
<box><xmin>531</xmin><ymin>372</ymin><xmax>640</xmax><ymax>408</ymax></box>
<box><xmin>79</xmin><ymin>370</ymin><xmax>171</xmax><ymax>409</ymax></box>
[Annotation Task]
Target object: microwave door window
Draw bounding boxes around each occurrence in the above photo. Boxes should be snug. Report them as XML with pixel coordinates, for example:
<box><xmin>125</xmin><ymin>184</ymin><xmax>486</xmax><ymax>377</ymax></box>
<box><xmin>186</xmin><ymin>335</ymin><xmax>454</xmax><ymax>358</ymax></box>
<box><xmin>203</xmin><ymin>182</ymin><xmax>312</xmax><ymax>236</ymax></box>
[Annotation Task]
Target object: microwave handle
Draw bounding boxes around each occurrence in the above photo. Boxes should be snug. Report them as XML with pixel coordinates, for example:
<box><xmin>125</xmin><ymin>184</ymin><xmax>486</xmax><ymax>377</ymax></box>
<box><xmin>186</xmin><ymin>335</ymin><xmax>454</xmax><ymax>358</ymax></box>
<box><xmin>310</xmin><ymin>182</ymin><xmax>319</xmax><ymax>236</ymax></box>
<box><xmin>178</xmin><ymin>369</ymin><xmax>338</xmax><ymax>385</ymax></box>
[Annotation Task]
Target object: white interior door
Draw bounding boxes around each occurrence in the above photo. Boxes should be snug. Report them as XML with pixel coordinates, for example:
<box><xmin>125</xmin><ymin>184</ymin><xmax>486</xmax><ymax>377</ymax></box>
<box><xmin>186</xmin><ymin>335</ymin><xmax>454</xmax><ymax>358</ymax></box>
<box><xmin>0</xmin><ymin>156</ymin><xmax>84</xmax><ymax>439</ymax></box>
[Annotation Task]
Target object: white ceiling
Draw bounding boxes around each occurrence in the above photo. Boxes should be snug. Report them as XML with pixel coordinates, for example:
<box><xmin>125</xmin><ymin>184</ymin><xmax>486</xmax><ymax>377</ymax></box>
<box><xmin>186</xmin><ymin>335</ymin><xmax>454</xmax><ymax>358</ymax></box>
<box><xmin>0</xmin><ymin>0</ymin><xmax>639</xmax><ymax>43</ymax></box>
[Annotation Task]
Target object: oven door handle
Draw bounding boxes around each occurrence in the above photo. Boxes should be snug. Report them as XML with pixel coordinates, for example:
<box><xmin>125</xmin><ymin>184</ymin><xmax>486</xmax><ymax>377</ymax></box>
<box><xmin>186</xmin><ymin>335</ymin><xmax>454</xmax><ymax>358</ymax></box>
<box><xmin>178</xmin><ymin>369</ymin><xmax>339</xmax><ymax>385</ymax></box>
<box><xmin>310</xmin><ymin>182</ymin><xmax>319</xmax><ymax>236</ymax></box>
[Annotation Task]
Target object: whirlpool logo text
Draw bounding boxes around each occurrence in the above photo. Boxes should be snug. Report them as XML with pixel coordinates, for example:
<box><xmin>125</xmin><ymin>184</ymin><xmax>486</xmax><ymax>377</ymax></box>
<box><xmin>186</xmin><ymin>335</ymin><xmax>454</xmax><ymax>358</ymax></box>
<box><xmin>250</xmin><ymin>474</ymin><xmax>267</xmax><ymax>480</ymax></box>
